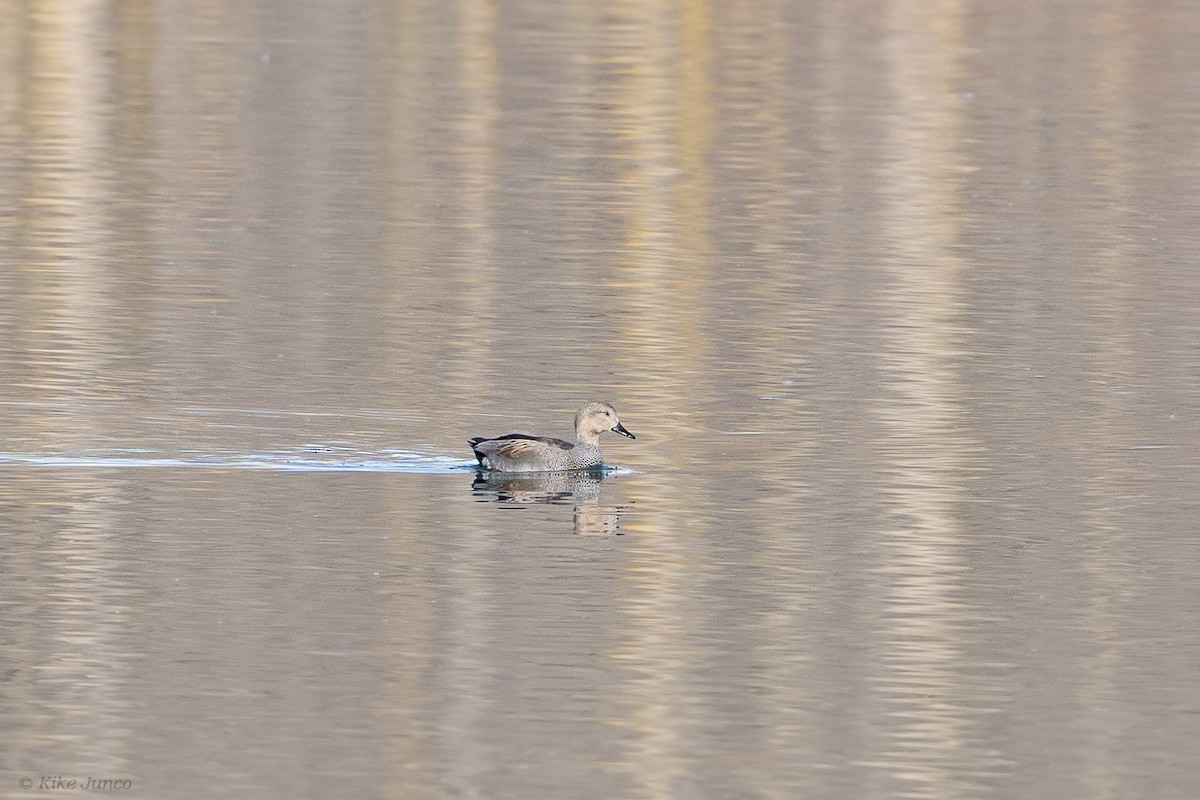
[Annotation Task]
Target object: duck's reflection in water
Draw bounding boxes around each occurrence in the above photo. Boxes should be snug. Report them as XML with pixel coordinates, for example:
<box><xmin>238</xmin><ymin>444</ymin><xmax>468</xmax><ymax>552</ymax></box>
<box><xmin>471</xmin><ymin>469</ymin><xmax>624</xmax><ymax>535</ymax></box>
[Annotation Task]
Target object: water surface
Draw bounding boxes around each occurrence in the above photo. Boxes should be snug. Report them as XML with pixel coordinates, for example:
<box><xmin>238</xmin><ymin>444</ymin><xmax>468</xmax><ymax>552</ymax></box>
<box><xmin>2</xmin><ymin>1</ymin><xmax>1200</xmax><ymax>798</ymax></box>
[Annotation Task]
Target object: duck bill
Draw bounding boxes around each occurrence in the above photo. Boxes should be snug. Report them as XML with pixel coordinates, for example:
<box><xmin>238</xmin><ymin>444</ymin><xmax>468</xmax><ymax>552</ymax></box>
<box><xmin>611</xmin><ymin>422</ymin><xmax>636</xmax><ymax>440</ymax></box>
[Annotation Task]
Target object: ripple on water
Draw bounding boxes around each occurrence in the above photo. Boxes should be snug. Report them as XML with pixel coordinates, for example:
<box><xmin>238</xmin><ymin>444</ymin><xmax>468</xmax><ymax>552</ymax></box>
<box><xmin>0</xmin><ymin>449</ymin><xmax>476</xmax><ymax>474</ymax></box>
<box><xmin>0</xmin><ymin>450</ymin><xmax>642</xmax><ymax>475</ymax></box>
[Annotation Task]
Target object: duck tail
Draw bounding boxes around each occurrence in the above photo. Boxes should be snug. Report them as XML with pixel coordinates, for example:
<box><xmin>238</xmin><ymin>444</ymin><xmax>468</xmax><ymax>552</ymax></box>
<box><xmin>468</xmin><ymin>437</ymin><xmax>487</xmax><ymax>467</ymax></box>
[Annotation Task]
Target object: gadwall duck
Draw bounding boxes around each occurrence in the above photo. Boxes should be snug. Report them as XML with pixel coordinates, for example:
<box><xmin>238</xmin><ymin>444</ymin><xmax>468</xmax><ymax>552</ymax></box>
<box><xmin>468</xmin><ymin>401</ymin><xmax>635</xmax><ymax>472</ymax></box>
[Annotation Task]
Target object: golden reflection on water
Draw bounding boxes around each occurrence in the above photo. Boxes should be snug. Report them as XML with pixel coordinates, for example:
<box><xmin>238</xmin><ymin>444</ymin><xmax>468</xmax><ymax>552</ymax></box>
<box><xmin>599</xmin><ymin>2</ymin><xmax>713</xmax><ymax>794</ymax></box>
<box><xmin>876</xmin><ymin>1</ymin><xmax>990</xmax><ymax>794</ymax></box>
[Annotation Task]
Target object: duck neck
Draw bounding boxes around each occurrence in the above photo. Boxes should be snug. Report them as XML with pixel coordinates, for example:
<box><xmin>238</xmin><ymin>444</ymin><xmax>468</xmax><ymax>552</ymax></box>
<box><xmin>576</xmin><ymin>430</ymin><xmax>601</xmax><ymax>447</ymax></box>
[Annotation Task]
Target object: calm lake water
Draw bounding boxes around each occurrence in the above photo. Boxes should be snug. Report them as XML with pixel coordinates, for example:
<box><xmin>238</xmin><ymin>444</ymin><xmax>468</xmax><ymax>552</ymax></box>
<box><xmin>3</xmin><ymin>1</ymin><xmax>1200</xmax><ymax>798</ymax></box>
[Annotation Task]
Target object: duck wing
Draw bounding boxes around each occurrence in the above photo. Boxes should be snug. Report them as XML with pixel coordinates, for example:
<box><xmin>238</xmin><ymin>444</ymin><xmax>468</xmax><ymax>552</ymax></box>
<box><xmin>472</xmin><ymin>433</ymin><xmax>572</xmax><ymax>459</ymax></box>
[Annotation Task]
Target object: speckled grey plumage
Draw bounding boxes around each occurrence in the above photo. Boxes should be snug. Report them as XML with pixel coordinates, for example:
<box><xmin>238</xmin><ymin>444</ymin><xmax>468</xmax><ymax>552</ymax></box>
<box><xmin>469</xmin><ymin>401</ymin><xmax>635</xmax><ymax>473</ymax></box>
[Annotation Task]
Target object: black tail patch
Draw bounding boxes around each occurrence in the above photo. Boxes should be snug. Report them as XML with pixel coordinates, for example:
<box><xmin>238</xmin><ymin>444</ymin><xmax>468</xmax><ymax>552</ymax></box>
<box><xmin>468</xmin><ymin>437</ymin><xmax>487</xmax><ymax>467</ymax></box>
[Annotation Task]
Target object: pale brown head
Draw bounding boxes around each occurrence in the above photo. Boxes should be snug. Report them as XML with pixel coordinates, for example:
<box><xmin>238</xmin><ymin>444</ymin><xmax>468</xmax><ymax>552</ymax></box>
<box><xmin>574</xmin><ymin>401</ymin><xmax>635</xmax><ymax>445</ymax></box>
